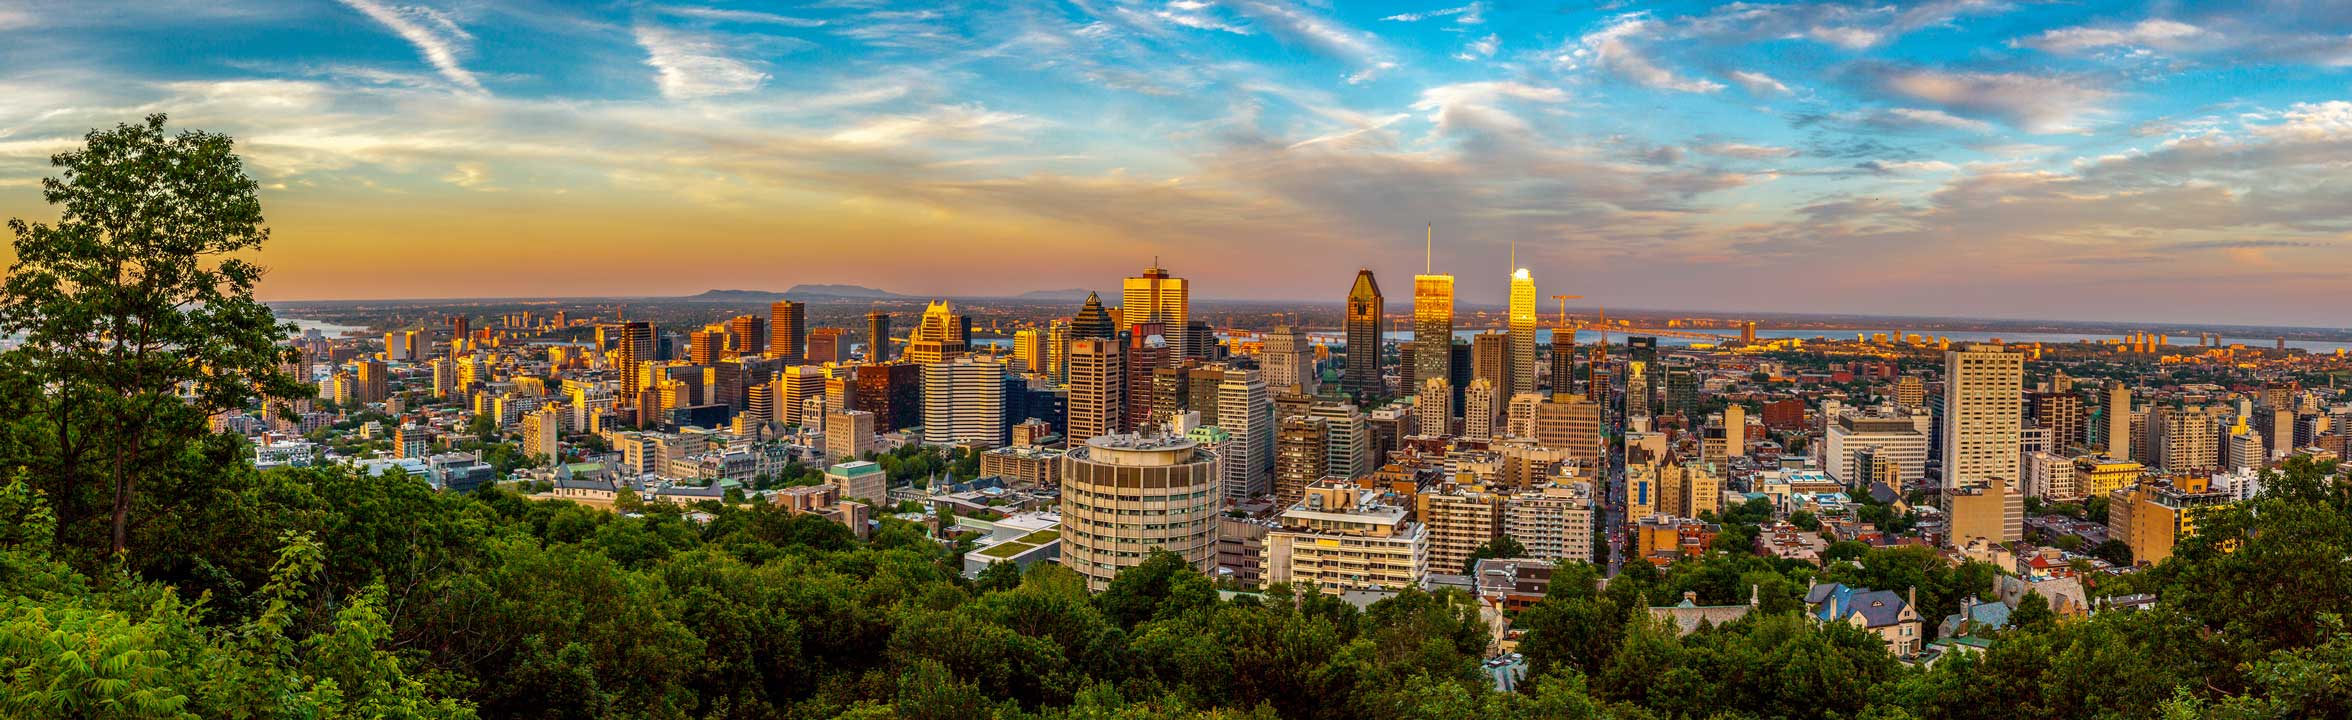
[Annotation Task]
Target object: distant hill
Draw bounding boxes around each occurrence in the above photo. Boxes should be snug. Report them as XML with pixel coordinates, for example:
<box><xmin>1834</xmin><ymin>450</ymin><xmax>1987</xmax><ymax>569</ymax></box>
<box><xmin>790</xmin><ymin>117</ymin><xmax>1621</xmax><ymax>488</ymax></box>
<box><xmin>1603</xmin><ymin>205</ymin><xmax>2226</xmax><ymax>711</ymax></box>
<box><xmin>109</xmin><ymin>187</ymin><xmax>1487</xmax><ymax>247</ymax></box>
<box><xmin>682</xmin><ymin>289</ymin><xmax>786</xmax><ymax>302</ymax></box>
<box><xmin>784</xmin><ymin>284</ymin><xmax>907</xmax><ymax>299</ymax></box>
<box><xmin>680</xmin><ymin>285</ymin><xmax>912</xmax><ymax>302</ymax></box>
<box><xmin>1014</xmin><ymin>288</ymin><xmax>1094</xmax><ymax>301</ymax></box>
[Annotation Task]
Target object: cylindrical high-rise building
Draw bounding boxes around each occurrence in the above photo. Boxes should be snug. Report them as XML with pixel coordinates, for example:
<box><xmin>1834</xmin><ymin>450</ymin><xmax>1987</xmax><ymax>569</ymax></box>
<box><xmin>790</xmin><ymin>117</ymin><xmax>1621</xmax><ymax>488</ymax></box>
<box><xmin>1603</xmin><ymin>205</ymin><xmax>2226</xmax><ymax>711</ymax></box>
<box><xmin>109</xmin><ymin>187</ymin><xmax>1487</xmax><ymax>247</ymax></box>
<box><xmin>1060</xmin><ymin>433</ymin><xmax>1220</xmax><ymax>590</ymax></box>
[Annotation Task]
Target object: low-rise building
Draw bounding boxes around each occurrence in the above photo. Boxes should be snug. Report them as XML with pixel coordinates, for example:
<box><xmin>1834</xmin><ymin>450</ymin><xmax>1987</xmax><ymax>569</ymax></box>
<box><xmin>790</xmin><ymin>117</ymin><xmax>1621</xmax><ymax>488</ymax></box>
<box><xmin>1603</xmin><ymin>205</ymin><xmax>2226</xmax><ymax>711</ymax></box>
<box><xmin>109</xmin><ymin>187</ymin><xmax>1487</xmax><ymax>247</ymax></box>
<box><xmin>1805</xmin><ymin>583</ymin><xmax>1924</xmax><ymax>655</ymax></box>
<box><xmin>1262</xmin><ymin>480</ymin><xmax>1427</xmax><ymax>595</ymax></box>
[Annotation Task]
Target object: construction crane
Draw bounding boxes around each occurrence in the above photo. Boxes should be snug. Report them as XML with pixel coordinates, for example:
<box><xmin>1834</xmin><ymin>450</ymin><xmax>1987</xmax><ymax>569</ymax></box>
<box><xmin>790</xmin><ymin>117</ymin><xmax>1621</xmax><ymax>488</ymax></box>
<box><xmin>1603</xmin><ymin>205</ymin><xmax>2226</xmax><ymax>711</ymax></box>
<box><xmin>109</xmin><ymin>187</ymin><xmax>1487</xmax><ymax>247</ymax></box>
<box><xmin>1550</xmin><ymin>294</ymin><xmax>1584</xmax><ymax>327</ymax></box>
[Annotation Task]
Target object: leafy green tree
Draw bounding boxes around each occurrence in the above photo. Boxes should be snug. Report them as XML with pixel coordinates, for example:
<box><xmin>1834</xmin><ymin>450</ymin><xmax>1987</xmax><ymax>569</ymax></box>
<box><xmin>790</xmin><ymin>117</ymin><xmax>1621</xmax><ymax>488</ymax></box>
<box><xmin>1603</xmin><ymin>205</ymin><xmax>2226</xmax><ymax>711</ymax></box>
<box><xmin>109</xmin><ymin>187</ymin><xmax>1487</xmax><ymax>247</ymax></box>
<box><xmin>1461</xmin><ymin>535</ymin><xmax>1529</xmax><ymax>573</ymax></box>
<box><xmin>1</xmin><ymin>114</ymin><xmax>308</xmax><ymax>558</ymax></box>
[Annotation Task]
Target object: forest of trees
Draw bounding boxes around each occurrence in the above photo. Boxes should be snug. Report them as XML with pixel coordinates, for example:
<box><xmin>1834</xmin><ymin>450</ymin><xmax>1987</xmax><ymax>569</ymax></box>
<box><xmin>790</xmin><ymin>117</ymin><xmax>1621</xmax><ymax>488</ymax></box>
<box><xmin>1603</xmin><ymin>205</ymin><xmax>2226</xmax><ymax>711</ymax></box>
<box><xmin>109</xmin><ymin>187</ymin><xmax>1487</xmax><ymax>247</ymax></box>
<box><xmin>3</xmin><ymin>118</ymin><xmax>2350</xmax><ymax>720</ymax></box>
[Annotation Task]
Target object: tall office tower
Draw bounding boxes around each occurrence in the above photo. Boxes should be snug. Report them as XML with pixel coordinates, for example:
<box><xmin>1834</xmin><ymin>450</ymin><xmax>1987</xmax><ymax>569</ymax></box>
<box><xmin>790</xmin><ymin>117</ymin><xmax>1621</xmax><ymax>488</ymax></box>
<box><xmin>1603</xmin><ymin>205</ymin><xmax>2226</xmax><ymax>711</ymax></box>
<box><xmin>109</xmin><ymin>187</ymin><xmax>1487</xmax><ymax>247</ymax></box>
<box><xmin>1186</xmin><ymin>366</ymin><xmax>1226</xmax><ymax>425</ymax></box>
<box><xmin>2104</xmin><ymin>381</ymin><xmax>2132</xmax><ymax>459</ymax></box>
<box><xmin>1463</xmin><ymin>378</ymin><xmax>1499</xmax><ymax>441</ymax></box>
<box><xmin>1895</xmin><ymin>375</ymin><xmax>1926</xmax><ymax>410</ymax></box>
<box><xmin>1263</xmin><ymin>326</ymin><xmax>1317</xmax><ymax>396</ymax></box>
<box><xmin>851</xmin><ymin>363</ymin><xmax>922</xmax><ymax>431</ymax></box>
<box><xmin>615</xmin><ymin>322</ymin><xmax>654</xmax><ymax>405</ymax></box>
<box><xmin>729</xmin><ymin>315</ymin><xmax>766</xmax><ymax>356</ymax></box>
<box><xmin>775</xmin><ymin>365</ymin><xmax>825</xmax><ymax>428</ymax></box>
<box><xmin>1418</xmin><ymin>376</ymin><xmax>1452</xmax><ymax>437</ymax></box>
<box><xmin>1067</xmin><ymin>338</ymin><xmax>1125</xmax><ymax>443</ymax></box>
<box><xmin>1310</xmin><ymin>401</ymin><xmax>1373</xmax><ymax>480</ymax></box>
<box><xmin>1013</xmin><ymin>328</ymin><xmax>1047</xmax><ymax>374</ymax></box>
<box><xmin>1412</xmin><ymin>271</ymin><xmax>1455</xmax><ymax>401</ymax></box>
<box><xmin>1150</xmin><ymin>367</ymin><xmax>1190</xmax><ymax>429</ymax></box>
<box><xmin>769</xmin><ymin>300</ymin><xmax>806</xmax><ymax>363</ymax></box>
<box><xmin>1664</xmin><ymin>365</ymin><xmax>1698</xmax><ymax>417</ymax></box>
<box><xmin>1398</xmin><ymin>342</ymin><xmax>1417</xmax><ymax>394</ymax></box>
<box><xmin>1507</xmin><ymin>264</ymin><xmax>1538</xmax><ymax>396</ymax></box>
<box><xmin>1471</xmin><ymin>331</ymin><xmax>1512</xmax><ymax>401</ymax></box>
<box><xmin>1343</xmin><ymin>269</ymin><xmax>1384</xmax><ymax>401</ymax></box>
<box><xmin>1627</xmin><ymin>336</ymin><xmax>1658</xmax><ymax>414</ymax></box>
<box><xmin>865</xmin><ymin>311</ymin><xmax>891</xmax><ymax>361</ymax></box>
<box><xmin>1216</xmin><ymin>369</ymin><xmax>1274</xmax><ymax>500</ymax></box>
<box><xmin>804</xmin><ymin>328</ymin><xmax>848</xmax><ymax>365</ymax></box>
<box><xmin>923</xmin><ymin>357</ymin><xmax>1007</xmax><ymax>447</ymax></box>
<box><xmin>2149</xmin><ymin>405</ymin><xmax>2222</xmax><ymax>473</ymax></box>
<box><xmin>827</xmin><ymin>409</ymin><xmax>875</xmax><ymax>461</ymax></box>
<box><xmin>1059</xmin><ymin>434</ymin><xmax>1219</xmax><ymax>591</ymax></box>
<box><xmin>689</xmin><ymin>325</ymin><xmax>727</xmax><ymax>366</ymax></box>
<box><xmin>1585</xmin><ymin>343</ymin><xmax>1609</xmax><ymax>404</ymax></box>
<box><xmin>1072</xmin><ymin>292</ymin><xmax>1117</xmax><ymax>341</ymax></box>
<box><xmin>447</xmin><ymin>314</ymin><xmax>471</xmax><ymax>345</ymax></box>
<box><xmin>1448</xmin><ymin>341</ymin><xmax>1474</xmax><ymax>419</ymax></box>
<box><xmin>1125</xmin><ymin>326</ymin><xmax>1172</xmax><ymax>431</ymax></box>
<box><xmin>355</xmin><ymin>359</ymin><xmax>390</xmax><ymax>403</ymax></box>
<box><xmin>1549</xmin><ymin>334</ymin><xmax>1577</xmax><ymax>399</ymax></box>
<box><xmin>1941</xmin><ymin>344</ymin><xmax>2025</xmax><ymax>490</ymax></box>
<box><xmin>1046</xmin><ymin>319</ymin><xmax>1071</xmax><ymax>384</ymax></box>
<box><xmin>1123</xmin><ymin>264</ymin><xmax>1189</xmax><ymax>357</ymax></box>
<box><xmin>1183</xmin><ymin>321</ymin><xmax>1217</xmax><ymax>361</ymax></box>
<box><xmin>1622</xmin><ymin>360</ymin><xmax>1650</xmax><ymax>419</ymax></box>
<box><xmin>2031</xmin><ymin>391</ymin><xmax>2087</xmax><ymax>450</ymax></box>
<box><xmin>1274</xmin><ymin>416</ymin><xmax>1328</xmax><ymax>509</ymax></box>
<box><xmin>905</xmin><ymin>301</ymin><xmax>969</xmax><ymax>364</ymax></box>
<box><xmin>429</xmin><ymin>357</ymin><xmax>452</xmax><ymax>399</ymax></box>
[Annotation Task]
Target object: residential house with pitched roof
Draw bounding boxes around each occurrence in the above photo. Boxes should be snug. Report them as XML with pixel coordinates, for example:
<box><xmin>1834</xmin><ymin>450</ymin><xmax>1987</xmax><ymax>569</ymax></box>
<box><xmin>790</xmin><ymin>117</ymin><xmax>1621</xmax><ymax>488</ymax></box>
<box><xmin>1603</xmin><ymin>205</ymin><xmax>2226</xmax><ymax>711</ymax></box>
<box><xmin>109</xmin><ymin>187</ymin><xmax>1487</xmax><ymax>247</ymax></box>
<box><xmin>1805</xmin><ymin>582</ymin><xmax>1924</xmax><ymax>655</ymax></box>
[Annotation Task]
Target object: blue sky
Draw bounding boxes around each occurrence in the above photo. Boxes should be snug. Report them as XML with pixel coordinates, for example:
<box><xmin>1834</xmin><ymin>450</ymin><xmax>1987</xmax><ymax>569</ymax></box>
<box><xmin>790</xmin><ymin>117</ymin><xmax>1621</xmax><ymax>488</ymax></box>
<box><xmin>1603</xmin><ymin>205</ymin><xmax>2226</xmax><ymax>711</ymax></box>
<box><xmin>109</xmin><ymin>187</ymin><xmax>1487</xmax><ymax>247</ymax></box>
<box><xmin>4</xmin><ymin>1</ymin><xmax>2352</xmax><ymax>326</ymax></box>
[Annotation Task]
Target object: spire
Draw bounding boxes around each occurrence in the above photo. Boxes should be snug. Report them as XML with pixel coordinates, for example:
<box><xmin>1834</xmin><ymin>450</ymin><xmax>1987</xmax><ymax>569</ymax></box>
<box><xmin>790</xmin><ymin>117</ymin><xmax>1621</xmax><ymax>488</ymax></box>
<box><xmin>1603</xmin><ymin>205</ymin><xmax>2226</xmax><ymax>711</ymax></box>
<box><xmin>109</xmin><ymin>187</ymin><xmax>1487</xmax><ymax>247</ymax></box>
<box><xmin>1510</xmin><ymin>239</ymin><xmax>1517</xmax><ymax>273</ymax></box>
<box><xmin>1424</xmin><ymin>223</ymin><xmax>1433</xmax><ymax>275</ymax></box>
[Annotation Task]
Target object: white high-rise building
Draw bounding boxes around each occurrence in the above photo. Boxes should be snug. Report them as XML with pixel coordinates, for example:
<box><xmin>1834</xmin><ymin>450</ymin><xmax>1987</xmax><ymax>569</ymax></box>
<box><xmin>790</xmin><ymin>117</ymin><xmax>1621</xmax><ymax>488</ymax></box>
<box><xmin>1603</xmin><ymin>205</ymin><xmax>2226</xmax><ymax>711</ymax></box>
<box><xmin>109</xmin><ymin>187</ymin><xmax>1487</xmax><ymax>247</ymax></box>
<box><xmin>1941</xmin><ymin>345</ymin><xmax>2024</xmax><ymax>489</ymax></box>
<box><xmin>1217</xmin><ymin>369</ymin><xmax>1272</xmax><ymax>499</ymax></box>
<box><xmin>1418</xmin><ymin>376</ymin><xmax>1452</xmax><ymax>438</ymax></box>
<box><xmin>1262</xmin><ymin>326</ymin><xmax>1318</xmax><ymax>396</ymax></box>
<box><xmin>1310</xmin><ymin>401</ymin><xmax>1373</xmax><ymax>481</ymax></box>
<box><xmin>1463</xmin><ymin>378</ymin><xmax>1498</xmax><ymax>441</ymax></box>
<box><xmin>1507</xmin><ymin>265</ymin><xmax>1538</xmax><ymax>397</ymax></box>
<box><xmin>922</xmin><ymin>357</ymin><xmax>1007</xmax><ymax>447</ymax></box>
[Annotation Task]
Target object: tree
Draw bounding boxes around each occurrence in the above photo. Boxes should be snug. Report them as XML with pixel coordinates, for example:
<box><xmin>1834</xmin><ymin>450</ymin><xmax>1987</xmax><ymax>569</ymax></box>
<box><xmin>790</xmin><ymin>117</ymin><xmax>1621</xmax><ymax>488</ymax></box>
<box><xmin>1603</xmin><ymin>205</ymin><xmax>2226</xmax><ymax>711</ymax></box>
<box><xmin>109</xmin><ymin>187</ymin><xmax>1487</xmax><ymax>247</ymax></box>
<box><xmin>1</xmin><ymin>114</ymin><xmax>307</xmax><ymax>559</ymax></box>
<box><xmin>1461</xmin><ymin>536</ymin><xmax>1528</xmax><ymax>573</ymax></box>
<box><xmin>2007</xmin><ymin>591</ymin><xmax>2055</xmax><ymax>633</ymax></box>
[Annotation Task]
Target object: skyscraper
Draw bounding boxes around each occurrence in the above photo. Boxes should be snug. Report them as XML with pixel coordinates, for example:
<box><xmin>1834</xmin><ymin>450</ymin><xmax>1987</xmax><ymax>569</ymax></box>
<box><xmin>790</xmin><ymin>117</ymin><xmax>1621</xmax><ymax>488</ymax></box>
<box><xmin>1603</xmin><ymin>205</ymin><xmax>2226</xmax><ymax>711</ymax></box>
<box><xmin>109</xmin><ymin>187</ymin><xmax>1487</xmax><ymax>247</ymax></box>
<box><xmin>1262</xmin><ymin>326</ymin><xmax>1317</xmax><ymax>396</ymax></box>
<box><xmin>1072</xmin><ymin>292</ymin><xmax>1116</xmax><ymax>341</ymax></box>
<box><xmin>1046</xmin><ymin>319</ymin><xmax>1071</xmax><ymax>385</ymax></box>
<box><xmin>1123</xmin><ymin>264</ymin><xmax>1189</xmax><ymax>357</ymax></box>
<box><xmin>689</xmin><ymin>325</ymin><xmax>727</xmax><ymax>366</ymax></box>
<box><xmin>1471</xmin><ymin>331</ymin><xmax>1512</xmax><ymax>398</ymax></box>
<box><xmin>905</xmin><ymin>301</ymin><xmax>969</xmax><ymax>364</ymax></box>
<box><xmin>1418</xmin><ymin>376</ymin><xmax>1451</xmax><ymax>437</ymax></box>
<box><xmin>1067</xmin><ymin>338</ymin><xmax>1124</xmax><ymax>443</ymax></box>
<box><xmin>1941</xmin><ymin>344</ymin><xmax>2025</xmax><ymax>489</ymax></box>
<box><xmin>1507</xmin><ymin>263</ymin><xmax>1538</xmax><ymax>397</ymax></box>
<box><xmin>865</xmin><ymin>311</ymin><xmax>892</xmax><ymax>361</ymax></box>
<box><xmin>1216</xmin><ymin>369</ymin><xmax>1273</xmax><ymax>500</ymax></box>
<box><xmin>769</xmin><ymin>300</ymin><xmax>806</xmax><ymax>363</ymax></box>
<box><xmin>614</xmin><ymin>321</ymin><xmax>654</xmax><ymax>407</ymax></box>
<box><xmin>2104</xmin><ymin>381</ymin><xmax>2131</xmax><ymax>459</ymax></box>
<box><xmin>729</xmin><ymin>314</ymin><xmax>766</xmax><ymax>357</ymax></box>
<box><xmin>1125</xmin><ymin>325</ymin><xmax>1171</xmax><ymax>431</ymax></box>
<box><xmin>806</xmin><ymin>328</ymin><xmax>848</xmax><ymax>365</ymax></box>
<box><xmin>1412</xmin><ymin>277</ymin><xmax>1454</xmax><ymax>401</ymax></box>
<box><xmin>1464</xmin><ymin>378</ymin><xmax>1498</xmax><ymax>441</ymax></box>
<box><xmin>923</xmin><ymin>357</ymin><xmax>1007</xmax><ymax>447</ymax></box>
<box><xmin>1343</xmin><ymin>269</ymin><xmax>1384</xmax><ymax>401</ymax></box>
<box><xmin>1013</xmin><ymin>328</ymin><xmax>1047</xmax><ymax>374</ymax></box>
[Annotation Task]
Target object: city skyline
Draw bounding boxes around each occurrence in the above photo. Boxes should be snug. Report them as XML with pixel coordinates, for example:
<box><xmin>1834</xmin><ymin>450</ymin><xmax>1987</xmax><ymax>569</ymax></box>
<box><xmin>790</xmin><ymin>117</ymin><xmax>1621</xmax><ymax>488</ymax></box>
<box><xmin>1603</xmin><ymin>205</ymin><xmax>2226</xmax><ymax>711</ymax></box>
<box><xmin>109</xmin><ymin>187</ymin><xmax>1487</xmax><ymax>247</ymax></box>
<box><xmin>6</xmin><ymin>2</ymin><xmax>2352</xmax><ymax>325</ymax></box>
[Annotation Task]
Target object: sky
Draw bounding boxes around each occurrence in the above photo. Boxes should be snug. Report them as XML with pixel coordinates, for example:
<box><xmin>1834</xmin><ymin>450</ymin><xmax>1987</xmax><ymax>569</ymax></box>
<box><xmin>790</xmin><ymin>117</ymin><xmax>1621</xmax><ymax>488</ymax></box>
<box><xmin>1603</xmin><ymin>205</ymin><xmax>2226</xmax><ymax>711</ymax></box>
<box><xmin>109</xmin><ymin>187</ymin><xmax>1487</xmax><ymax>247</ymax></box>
<box><xmin>2</xmin><ymin>1</ymin><xmax>2351</xmax><ymax>326</ymax></box>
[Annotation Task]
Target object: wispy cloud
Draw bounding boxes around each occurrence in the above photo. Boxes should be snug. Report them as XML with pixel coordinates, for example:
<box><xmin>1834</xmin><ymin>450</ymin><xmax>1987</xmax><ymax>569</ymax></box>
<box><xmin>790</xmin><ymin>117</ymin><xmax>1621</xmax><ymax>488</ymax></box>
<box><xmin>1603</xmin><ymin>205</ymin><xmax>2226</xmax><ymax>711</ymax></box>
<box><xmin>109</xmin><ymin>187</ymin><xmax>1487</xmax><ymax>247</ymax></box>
<box><xmin>1727</xmin><ymin>70</ymin><xmax>1790</xmax><ymax>95</ymax></box>
<box><xmin>1560</xmin><ymin>14</ymin><xmax>1724</xmax><ymax>93</ymax></box>
<box><xmin>1229</xmin><ymin>0</ymin><xmax>1397</xmax><ymax>82</ymax></box>
<box><xmin>2013</xmin><ymin>18</ymin><xmax>2205</xmax><ymax>54</ymax></box>
<box><xmin>1454</xmin><ymin>33</ymin><xmax>1500</xmax><ymax>61</ymax></box>
<box><xmin>1382</xmin><ymin>2</ymin><xmax>1484</xmax><ymax>24</ymax></box>
<box><xmin>634</xmin><ymin>23</ymin><xmax>770</xmax><ymax>100</ymax></box>
<box><xmin>1872</xmin><ymin>69</ymin><xmax>2112</xmax><ymax>133</ymax></box>
<box><xmin>333</xmin><ymin>0</ymin><xmax>483</xmax><ymax>93</ymax></box>
<box><xmin>655</xmin><ymin>6</ymin><xmax>828</xmax><ymax>28</ymax></box>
